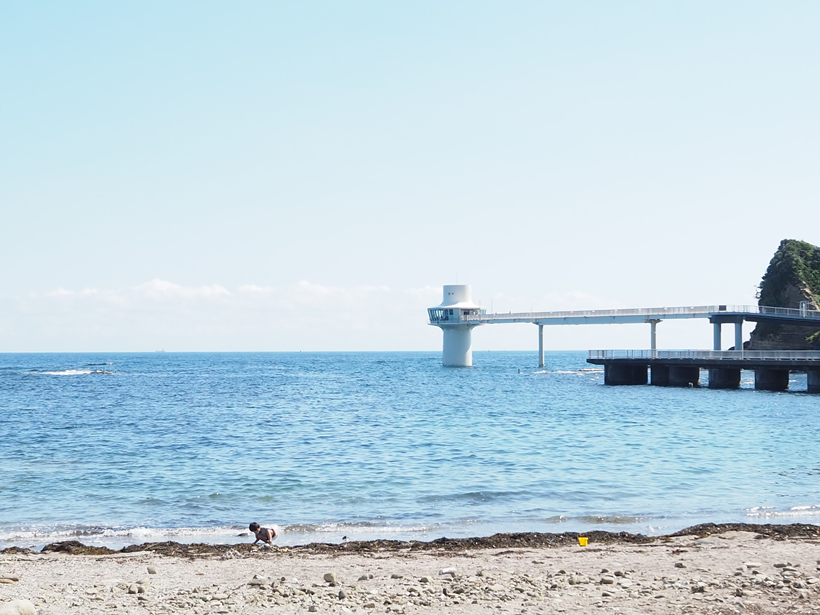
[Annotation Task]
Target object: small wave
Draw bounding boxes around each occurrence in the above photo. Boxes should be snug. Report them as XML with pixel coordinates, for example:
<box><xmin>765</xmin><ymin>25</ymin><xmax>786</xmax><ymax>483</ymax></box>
<box><xmin>283</xmin><ymin>522</ymin><xmax>435</xmax><ymax>535</ymax></box>
<box><xmin>0</xmin><ymin>525</ymin><xmax>249</xmax><ymax>547</ymax></box>
<box><xmin>417</xmin><ymin>490</ymin><xmax>525</xmax><ymax>504</ymax></box>
<box><xmin>534</xmin><ymin>369</ymin><xmax>603</xmax><ymax>375</ymax></box>
<box><xmin>746</xmin><ymin>505</ymin><xmax>820</xmax><ymax>519</ymax></box>
<box><xmin>572</xmin><ymin>515</ymin><xmax>646</xmax><ymax>525</ymax></box>
<box><xmin>535</xmin><ymin>514</ymin><xmax>646</xmax><ymax>525</ymax></box>
<box><xmin>40</xmin><ymin>369</ymin><xmax>93</xmax><ymax>376</ymax></box>
<box><xmin>37</xmin><ymin>369</ymin><xmax>113</xmax><ymax>376</ymax></box>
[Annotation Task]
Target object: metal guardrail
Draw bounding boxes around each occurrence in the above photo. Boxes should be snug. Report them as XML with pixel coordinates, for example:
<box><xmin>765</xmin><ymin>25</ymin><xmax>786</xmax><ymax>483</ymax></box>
<box><xmin>759</xmin><ymin>305</ymin><xmax>820</xmax><ymax>319</ymax></box>
<box><xmin>463</xmin><ymin>304</ymin><xmax>820</xmax><ymax>323</ymax></box>
<box><xmin>467</xmin><ymin>305</ymin><xmax>720</xmax><ymax>321</ymax></box>
<box><xmin>589</xmin><ymin>349</ymin><xmax>820</xmax><ymax>361</ymax></box>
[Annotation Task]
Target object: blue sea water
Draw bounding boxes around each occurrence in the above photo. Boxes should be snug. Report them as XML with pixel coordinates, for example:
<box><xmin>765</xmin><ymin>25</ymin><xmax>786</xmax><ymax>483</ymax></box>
<box><xmin>1</xmin><ymin>351</ymin><xmax>819</xmax><ymax>550</ymax></box>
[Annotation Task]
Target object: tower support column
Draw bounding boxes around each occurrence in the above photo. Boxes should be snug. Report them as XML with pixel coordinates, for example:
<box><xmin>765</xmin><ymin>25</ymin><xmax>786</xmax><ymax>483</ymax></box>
<box><xmin>538</xmin><ymin>324</ymin><xmax>544</xmax><ymax>368</ymax></box>
<box><xmin>713</xmin><ymin>322</ymin><xmax>722</xmax><ymax>350</ymax></box>
<box><xmin>734</xmin><ymin>320</ymin><xmax>743</xmax><ymax>350</ymax></box>
<box><xmin>442</xmin><ymin>327</ymin><xmax>474</xmax><ymax>367</ymax></box>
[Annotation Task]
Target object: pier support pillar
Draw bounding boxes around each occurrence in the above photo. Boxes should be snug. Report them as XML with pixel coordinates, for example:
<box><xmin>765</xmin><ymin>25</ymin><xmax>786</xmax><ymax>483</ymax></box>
<box><xmin>713</xmin><ymin>322</ymin><xmax>722</xmax><ymax>350</ymax></box>
<box><xmin>669</xmin><ymin>366</ymin><xmax>700</xmax><ymax>387</ymax></box>
<box><xmin>604</xmin><ymin>364</ymin><xmax>648</xmax><ymax>386</ymax></box>
<box><xmin>807</xmin><ymin>370</ymin><xmax>820</xmax><ymax>394</ymax></box>
<box><xmin>734</xmin><ymin>321</ymin><xmax>743</xmax><ymax>351</ymax></box>
<box><xmin>708</xmin><ymin>368</ymin><xmax>741</xmax><ymax>389</ymax></box>
<box><xmin>650</xmin><ymin>364</ymin><xmax>669</xmax><ymax>386</ymax></box>
<box><xmin>537</xmin><ymin>324</ymin><xmax>544</xmax><ymax>368</ymax></box>
<box><xmin>649</xmin><ymin>319</ymin><xmax>660</xmax><ymax>353</ymax></box>
<box><xmin>754</xmin><ymin>369</ymin><xmax>789</xmax><ymax>391</ymax></box>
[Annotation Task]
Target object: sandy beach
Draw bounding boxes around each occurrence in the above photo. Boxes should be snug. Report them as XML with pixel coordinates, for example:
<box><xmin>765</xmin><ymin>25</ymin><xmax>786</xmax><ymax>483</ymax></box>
<box><xmin>2</xmin><ymin>525</ymin><xmax>820</xmax><ymax>615</ymax></box>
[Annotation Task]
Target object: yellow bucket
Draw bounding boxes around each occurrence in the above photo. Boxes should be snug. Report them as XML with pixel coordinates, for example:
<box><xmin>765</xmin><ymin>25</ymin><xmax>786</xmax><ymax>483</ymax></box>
<box><xmin>578</xmin><ymin>537</ymin><xmax>588</xmax><ymax>547</ymax></box>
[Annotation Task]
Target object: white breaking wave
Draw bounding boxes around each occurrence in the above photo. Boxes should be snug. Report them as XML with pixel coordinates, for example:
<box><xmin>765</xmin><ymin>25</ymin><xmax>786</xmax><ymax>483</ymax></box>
<box><xmin>0</xmin><ymin>525</ymin><xmax>250</xmax><ymax>551</ymax></box>
<box><xmin>39</xmin><ymin>369</ymin><xmax>93</xmax><ymax>376</ymax></box>
<box><xmin>36</xmin><ymin>369</ymin><xmax>113</xmax><ymax>376</ymax></box>
<box><xmin>746</xmin><ymin>505</ymin><xmax>820</xmax><ymax>518</ymax></box>
<box><xmin>285</xmin><ymin>522</ymin><xmax>436</xmax><ymax>535</ymax></box>
<box><xmin>533</xmin><ymin>369</ymin><xmax>603</xmax><ymax>375</ymax></box>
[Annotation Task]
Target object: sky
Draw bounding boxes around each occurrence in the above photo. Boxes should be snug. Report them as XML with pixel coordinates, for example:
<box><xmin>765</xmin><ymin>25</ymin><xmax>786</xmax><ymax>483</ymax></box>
<box><xmin>1</xmin><ymin>1</ymin><xmax>819</xmax><ymax>353</ymax></box>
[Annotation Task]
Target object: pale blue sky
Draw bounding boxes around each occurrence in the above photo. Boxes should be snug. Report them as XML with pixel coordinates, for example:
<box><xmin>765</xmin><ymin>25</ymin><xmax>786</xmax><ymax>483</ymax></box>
<box><xmin>1</xmin><ymin>2</ymin><xmax>819</xmax><ymax>351</ymax></box>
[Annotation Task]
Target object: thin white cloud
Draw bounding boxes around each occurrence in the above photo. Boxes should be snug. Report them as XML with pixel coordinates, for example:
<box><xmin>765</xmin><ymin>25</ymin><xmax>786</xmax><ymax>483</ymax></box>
<box><xmin>46</xmin><ymin>288</ymin><xmax>81</xmax><ymax>297</ymax></box>
<box><xmin>136</xmin><ymin>279</ymin><xmax>231</xmax><ymax>300</ymax></box>
<box><xmin>0</xmin><ymin>280</ymin><xmax>444</xmax><ymax>351</ymax></box>
<box><xmin>237</xmin><ymin>284</ymin><xmax>274</xmax><ymax>294</ymax></box>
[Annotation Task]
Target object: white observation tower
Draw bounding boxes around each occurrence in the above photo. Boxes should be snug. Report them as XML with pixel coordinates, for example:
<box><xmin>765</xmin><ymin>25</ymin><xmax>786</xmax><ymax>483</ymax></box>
<box><xmin>428</xmin><ymin>285</ymin><xmax>484</xmax><ymax>367</ymax></box>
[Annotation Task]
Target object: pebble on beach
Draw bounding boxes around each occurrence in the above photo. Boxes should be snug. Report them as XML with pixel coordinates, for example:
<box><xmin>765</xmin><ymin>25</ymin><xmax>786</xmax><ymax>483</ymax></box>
<box><xmin>0</xmin><ymin>600</ymin><xmax>36</xmax><ymax>615</ymax></box>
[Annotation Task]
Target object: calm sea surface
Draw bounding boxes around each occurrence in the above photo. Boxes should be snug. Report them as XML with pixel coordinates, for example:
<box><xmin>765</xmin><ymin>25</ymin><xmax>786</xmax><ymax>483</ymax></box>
<box><xmin>1</xmin><ymin>351</ymin><xmax>819</xmax><ymax>550</ymax></box>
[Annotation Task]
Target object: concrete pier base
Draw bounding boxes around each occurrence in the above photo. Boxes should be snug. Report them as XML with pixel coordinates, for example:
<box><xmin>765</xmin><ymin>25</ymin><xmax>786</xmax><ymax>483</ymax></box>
<box><xmin>650</xmin><ymin>364</ymin><xmax>669</xmax><ymax>386</ymax></box>
<box><xmin>754</xmin><ymin>369</ymin><xmax>790</xmax><ymax>391</ymax></box>
<box><xmin>669</xmin><ymin>366</ymin><xmax>700</xmax><ymax>387</ymax></box>
<box><xmin>604</xmin><ymin>364</ymin><xmax>648</xmax><ymax>386</ymax></box>
<box><xmin>708</xmin><ymin>368</ymin><xmax>741</xmax><ymax>390</ymax></box>
<box><xmin>807</xmin><ymin>370</ymin><xmax>820</xmax><ymax>394</ymax></box>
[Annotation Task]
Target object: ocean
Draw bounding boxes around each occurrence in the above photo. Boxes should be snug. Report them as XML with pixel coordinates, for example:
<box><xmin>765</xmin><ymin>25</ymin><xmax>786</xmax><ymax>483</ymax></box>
<box><xmin>1</xmin><ymin>351</ymin><xmax>818</xmax><ymax>550</ymax></box>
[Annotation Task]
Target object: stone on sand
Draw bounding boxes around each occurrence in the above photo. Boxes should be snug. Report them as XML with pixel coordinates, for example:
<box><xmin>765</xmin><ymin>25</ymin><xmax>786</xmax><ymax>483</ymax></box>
<box><xmin>0</xmin><ymin>600</ymin><xmax>36</xmax><ymax>615</ymax></box>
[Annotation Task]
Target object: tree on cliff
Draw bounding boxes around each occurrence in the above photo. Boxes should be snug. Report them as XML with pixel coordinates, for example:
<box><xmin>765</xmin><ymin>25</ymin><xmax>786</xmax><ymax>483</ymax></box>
<box><xmin>748</xmin><ymin>239</ymin><xmax>820</xmax><ymax>350</ymax></box>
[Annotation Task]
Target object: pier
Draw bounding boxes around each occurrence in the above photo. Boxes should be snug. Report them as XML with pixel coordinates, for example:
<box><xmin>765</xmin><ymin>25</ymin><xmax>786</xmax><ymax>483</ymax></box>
<box><xmin>587</xmin><ymin>349</ymin><xmax>820</xmax><ymax>392</ymax></box>
<box><xmin>428</xmin><ymin>285</ymin><xmax>820</xmax><ymax>391</ymax></box>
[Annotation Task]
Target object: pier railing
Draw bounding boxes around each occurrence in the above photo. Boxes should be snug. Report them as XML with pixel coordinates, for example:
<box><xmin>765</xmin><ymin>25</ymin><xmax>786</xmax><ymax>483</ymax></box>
<box><xmin>758</xmin><ymin>305</ymin><xmax>820</xmax><ymax>319</ymax></box>
<box><xmin>467</xmin><ymin>305</ymin><xmax>720</xmax><ymax>321</ymax></box>
<box><xmin>464</xmin><ymin>304</ymin><xmax>820</xmax><ymax>323</ymax></box>
<box><xmin>589</xmin><ymin>349</ymin><xmax>820</xmax><ymax>361</ymax></box>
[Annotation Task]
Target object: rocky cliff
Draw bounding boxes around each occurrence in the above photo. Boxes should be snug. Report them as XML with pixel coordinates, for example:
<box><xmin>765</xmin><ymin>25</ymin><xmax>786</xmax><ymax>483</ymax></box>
<box><xmin>746</xmin><ymin>239</ymin><xmax>820</xmax><ymax>350</ymax></box>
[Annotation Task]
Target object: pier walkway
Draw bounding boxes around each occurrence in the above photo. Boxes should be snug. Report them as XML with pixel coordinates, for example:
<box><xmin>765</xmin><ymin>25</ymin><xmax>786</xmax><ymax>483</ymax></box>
<box><xmin>460</xmin><ymin>303</ymin><xmax>820</xmax><ymax>367</ymax></box>
<box><xmin>464</xmin><ymin>304</ymin><xmax>820</xmax><ymax>326</ymax></box>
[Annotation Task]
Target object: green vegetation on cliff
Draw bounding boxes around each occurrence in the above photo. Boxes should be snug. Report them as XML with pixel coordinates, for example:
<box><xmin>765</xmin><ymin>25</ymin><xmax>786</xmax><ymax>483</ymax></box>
<box><xmin>749</xmin><ymin>239</ymin><xmax>820</xmax><ymax>349</ymax></box>
<box><xmin>758</xmin><ymin>239</ymin><xmax>820</xmax><ymax>308</ymax></box>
